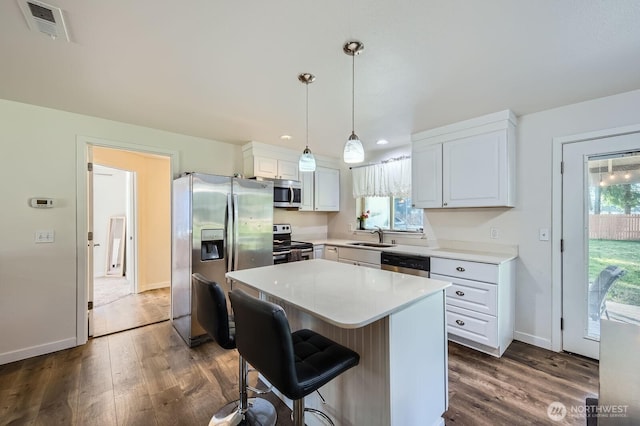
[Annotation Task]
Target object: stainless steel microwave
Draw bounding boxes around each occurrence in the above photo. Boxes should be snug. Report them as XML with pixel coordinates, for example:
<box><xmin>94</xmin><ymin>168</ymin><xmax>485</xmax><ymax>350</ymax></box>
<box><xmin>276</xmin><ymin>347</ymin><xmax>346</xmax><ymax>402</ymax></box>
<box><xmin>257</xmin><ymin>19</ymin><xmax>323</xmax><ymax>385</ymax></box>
<box><xmin>252</xmin><ymin>177</ymin><xmax>302</xmax><ymax>208</ymax></box>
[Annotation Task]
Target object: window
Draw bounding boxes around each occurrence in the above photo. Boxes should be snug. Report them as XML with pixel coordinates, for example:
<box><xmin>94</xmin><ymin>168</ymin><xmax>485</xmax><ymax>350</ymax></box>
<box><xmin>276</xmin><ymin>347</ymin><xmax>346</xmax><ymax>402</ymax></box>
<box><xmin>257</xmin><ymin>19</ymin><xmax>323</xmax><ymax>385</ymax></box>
<box><xmin>359</xmin><ymin>196</ymin><xmax>423</xmax><ymax>231</ymax></box>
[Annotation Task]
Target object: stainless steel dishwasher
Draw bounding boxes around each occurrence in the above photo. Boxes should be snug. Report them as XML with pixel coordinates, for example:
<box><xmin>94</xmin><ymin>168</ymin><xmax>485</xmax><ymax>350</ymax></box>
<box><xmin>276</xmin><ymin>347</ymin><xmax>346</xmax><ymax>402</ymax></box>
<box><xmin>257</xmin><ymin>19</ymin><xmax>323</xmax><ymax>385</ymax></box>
<box><xmin>380</xmin><ymin>252</ymin><xmax>430</xmax><ymax>277</ymax></box>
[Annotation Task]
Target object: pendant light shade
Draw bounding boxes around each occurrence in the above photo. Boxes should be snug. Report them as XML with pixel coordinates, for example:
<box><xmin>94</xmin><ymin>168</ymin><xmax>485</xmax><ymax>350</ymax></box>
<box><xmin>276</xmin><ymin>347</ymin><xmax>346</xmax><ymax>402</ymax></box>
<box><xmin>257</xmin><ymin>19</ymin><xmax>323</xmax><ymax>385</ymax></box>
<box><xmin>299</xmin><ymin>146</ymin><xmax>316</xmax><ymax>172</ymax></box>
<box><xmin>344</xmin><ymin>132</ymin><xmax>365</xmax><ymax>163</ymax></box>
<box><xmin>298</xmin><ymin>73</ymin><xmax>316</xmax><ymax>172</ymax></box>
<box><xmin>343</xmin><ymin>41</ymin><xmax>365</xmax><ymax>164</ymax></box>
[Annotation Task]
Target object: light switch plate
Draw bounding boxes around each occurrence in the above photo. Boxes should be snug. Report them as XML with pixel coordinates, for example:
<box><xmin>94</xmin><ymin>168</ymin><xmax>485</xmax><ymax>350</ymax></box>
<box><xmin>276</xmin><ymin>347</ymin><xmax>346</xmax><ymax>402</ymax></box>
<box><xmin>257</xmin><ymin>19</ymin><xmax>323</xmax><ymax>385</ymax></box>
<box><xmin>35</xmin><ymin>230</ymin><xmax>54</xmax><ymax>243</ymax></box>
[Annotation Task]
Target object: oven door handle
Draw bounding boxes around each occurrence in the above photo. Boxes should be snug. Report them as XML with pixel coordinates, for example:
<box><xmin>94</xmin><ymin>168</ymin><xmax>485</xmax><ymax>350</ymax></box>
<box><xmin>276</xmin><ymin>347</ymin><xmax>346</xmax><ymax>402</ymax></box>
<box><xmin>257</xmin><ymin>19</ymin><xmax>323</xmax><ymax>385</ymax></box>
<box><xmin>289</xmin><ymin>185</ymin><xmax>294</xmax><ymax>204</ymax></box>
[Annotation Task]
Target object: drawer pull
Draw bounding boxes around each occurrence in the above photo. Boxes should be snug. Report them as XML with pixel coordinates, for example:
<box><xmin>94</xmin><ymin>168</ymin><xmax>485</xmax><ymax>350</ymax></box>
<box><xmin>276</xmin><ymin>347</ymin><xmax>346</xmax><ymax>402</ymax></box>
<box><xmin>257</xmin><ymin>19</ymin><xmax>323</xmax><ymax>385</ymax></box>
<box><xmin>455</xmin><ymin>319</ymin><xmax>465</xmax><ymax>326</ymax></box>
<box><xmin>456</xmin><ymin>266</ymin><xmax>466</xmax><ymax>272</ymax></box>
<box><xmin>455</xmin><ymin>290</ymin><xmax>465</xmax><ymax>297</ymax></box>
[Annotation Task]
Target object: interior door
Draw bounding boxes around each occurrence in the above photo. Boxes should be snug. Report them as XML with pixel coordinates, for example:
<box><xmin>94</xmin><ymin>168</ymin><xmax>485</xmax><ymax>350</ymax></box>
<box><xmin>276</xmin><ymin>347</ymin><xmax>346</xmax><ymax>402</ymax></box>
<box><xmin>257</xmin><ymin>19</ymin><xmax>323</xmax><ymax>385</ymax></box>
<box><xmin>562</xmin><ymin>133</ymin><xmax>640</xmax><ymax>358</ymax></box>
<box><xmin>87</xmin><ymin>147</ymin><xmax>94</xmax><ymax>337</ymax></box>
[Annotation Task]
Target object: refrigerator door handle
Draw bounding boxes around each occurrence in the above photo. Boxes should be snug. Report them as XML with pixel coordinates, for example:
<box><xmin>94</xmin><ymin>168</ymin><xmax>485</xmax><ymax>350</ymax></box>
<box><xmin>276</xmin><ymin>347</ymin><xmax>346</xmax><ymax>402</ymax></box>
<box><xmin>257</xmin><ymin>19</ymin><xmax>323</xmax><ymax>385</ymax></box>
<box><xmin>233</xmin><ymin>194</ymin><xmax>240</xmax><ymax>271</ymax></box>
<box><xmin>226</xmin><ymin>192</ymin><xmax>233</xmax><ymax>273</ymax></box>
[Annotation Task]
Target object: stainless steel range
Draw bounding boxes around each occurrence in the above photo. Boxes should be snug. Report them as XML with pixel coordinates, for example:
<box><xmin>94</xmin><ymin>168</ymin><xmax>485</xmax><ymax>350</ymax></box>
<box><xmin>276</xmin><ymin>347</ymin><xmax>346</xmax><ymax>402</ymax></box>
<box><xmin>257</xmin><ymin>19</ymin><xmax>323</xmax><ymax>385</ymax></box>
<box><xmin>273</xmin><ymin>224</ymin><xmax>314</xmax><ymax>264</ymax></box>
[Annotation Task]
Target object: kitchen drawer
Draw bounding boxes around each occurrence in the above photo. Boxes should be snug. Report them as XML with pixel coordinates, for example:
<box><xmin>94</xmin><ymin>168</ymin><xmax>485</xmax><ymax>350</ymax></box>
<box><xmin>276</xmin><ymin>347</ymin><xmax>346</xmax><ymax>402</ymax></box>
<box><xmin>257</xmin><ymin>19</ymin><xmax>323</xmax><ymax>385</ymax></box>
<box><xmin>338</xmin><ymin>259</ymin><xmax>381</xmax><ymax>269</ymax></box>
<box><xmin>338</xmin><ymin>247</ymin><xmax>381</xmax><ymax>265</ymax></box>
<box><xmin>446</xmin><ymin>305</ymin><xmax>497</xmax><ymax>347</ymax></box>
<box><xmin>432</xmin><ymin>273</ymin><xmax>497</xmax><ymax>316</ymax></box>
<box><xmin>431</xmin><ymin>257</ymin><xmax>498</xmax><ymax>283</ymax></box>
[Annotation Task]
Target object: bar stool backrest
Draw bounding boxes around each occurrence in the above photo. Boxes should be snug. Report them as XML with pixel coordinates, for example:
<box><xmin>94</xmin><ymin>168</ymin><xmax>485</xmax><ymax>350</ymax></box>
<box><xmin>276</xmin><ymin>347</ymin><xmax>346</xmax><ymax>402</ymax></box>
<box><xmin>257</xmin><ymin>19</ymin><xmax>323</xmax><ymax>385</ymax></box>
<box><xmin>229</xmin><ymin>289</ymin><xmax>300</xmax><ymax>399</ymax></box>
<box><xmin>192</xmin><ymin>273</ymin><xmax>235</xmax><ymax>350</ymax></box>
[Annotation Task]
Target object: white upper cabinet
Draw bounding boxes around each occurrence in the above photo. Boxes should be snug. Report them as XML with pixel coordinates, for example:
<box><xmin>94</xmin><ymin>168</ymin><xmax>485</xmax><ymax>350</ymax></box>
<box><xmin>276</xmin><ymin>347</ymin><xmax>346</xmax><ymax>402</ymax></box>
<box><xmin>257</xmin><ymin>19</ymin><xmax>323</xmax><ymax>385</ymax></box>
<box><xmin>412</xmin><ymin>143</ymin><xmax>442</xmax><ymax>208</ymax></box>
<box><xmin>250</xmin><ymin>156</ymin><xmax>299</xmax><ymax>181</ymax></box>
<box><xmin>314</xmin><ymin>166</ymin><xmax>340</xmax><ymax>211</ymax></box>
<box><xmin>274</xmin><ymin>158</ymin><xmax>299</xmax><ymax>181</ymax></box>
<box><xmin>300</xmin><ymin>166</ymin><xmax>340</xmax><ymax>212</ymax></box>
<box><xmin>411</xmin><ymin>110</ymin><xmax>516</xmax><ymax>208</ymax></box>
<box><xmin>243</xmin><ymin>141</ymin><xmax>340</xmax><ymax>212</ymax></box>
<box><xmin>300</xmin><ymin>170</ymin><xmax>314</xmax><ymax>211</ymax></box>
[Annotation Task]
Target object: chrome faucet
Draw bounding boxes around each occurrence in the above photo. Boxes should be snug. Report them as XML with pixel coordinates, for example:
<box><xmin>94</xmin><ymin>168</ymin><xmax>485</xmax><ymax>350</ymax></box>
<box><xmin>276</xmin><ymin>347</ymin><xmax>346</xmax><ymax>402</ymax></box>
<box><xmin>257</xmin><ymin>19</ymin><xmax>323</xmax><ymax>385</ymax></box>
<box><xmin>371</xmin><ymin>226</ymin><xmax>384</xmax><ymax>243</ymax></box>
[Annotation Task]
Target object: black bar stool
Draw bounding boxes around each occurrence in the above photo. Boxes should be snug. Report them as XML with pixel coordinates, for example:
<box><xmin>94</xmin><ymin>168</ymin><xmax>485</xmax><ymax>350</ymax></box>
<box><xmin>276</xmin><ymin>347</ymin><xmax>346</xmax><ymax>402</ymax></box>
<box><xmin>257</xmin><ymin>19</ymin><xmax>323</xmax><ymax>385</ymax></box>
<box><xmin>229</xmin><ymin>289</ymin><xmax>360</xmax><ymax>426</ymax></box>
<box><xmin>192</xmin><ymin>273</ymin><xmax>277</xmax><ymax>426</ymax></box>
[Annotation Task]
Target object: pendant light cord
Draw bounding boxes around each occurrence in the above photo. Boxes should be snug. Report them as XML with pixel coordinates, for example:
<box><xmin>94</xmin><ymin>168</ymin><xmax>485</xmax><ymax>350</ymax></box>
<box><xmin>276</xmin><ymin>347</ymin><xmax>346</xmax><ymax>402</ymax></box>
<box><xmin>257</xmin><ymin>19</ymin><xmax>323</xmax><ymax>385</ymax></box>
<box><xmin>306</xmin><ymin>80</ymin><xmax>309</xmax><ymax>148</ymax></box>
<box><xmin>351</xmin><ymin>53</ymin><xmax>355</xmax><ymax>133</ymax></box>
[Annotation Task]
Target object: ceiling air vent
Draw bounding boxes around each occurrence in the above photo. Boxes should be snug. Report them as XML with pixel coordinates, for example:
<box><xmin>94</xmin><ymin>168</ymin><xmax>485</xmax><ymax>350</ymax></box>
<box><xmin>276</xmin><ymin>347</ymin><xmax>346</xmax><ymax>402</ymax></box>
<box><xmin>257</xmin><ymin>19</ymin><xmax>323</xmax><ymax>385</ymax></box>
<box><xmin>17</xmin><ymin>0</ymin><xmax>70</xmax><ymax>42</ymax></box>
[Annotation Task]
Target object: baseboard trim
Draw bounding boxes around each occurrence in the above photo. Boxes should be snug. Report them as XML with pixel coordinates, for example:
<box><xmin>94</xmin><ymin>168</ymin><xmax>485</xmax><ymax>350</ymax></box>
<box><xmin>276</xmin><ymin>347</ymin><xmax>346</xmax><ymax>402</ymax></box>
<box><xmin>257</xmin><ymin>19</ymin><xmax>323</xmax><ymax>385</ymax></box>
<box><xmin>139</xmin><ymin>281</ymin><xmax>170</xmax><ymax>292</ymax></box>
<box><xmin>0</xmin><ymin>337</ymin><xmax>77</xmax><ymax>365</ymax></box>
<box><xmin>514</xmin><ymin>331</ymin><xmax>552</xmax><ymax>350</ymax></box>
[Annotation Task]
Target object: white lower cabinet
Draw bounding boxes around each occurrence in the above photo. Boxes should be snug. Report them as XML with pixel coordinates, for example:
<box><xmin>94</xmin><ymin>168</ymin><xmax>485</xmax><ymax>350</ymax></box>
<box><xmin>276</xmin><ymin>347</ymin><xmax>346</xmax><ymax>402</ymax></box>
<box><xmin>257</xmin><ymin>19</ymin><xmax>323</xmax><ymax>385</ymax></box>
<box><xmin>431</xmin><ymin>256</ymin><xmax>515</xmax><ymax>357</ymax></box>
<box><xmin>446</xmin><ymin>305</ymin><xmax>498</xmax><ymax>348</ymax></box>
<box><xmin>337</xmin><ymin>247</ymin><xmax>381</xmax><ymax>269</ymax></box>
<box><xmin>322</xmin><ymin>245</ymin><xmax>381</xmax><ymax>268</ymax></box>
<box><xmin>313</xmin><ymin>244</ymin><xmax>324</xmax><ymax>260</ymax></box>
<box><xmin>338</xmin><ymin>259</ymin><xmax>381</xmax><ymax>269</ymax></box>
<box><xmin>324</xmin><ymin>245</ymin><xmax>339</xmax><ymax>261</ymax></box>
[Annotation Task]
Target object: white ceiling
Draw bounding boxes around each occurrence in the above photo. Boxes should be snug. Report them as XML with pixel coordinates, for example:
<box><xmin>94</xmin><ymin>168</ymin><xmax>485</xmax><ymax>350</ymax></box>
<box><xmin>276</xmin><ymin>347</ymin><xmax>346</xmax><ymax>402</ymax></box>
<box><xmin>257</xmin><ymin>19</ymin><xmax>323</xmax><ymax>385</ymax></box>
<box><xmin>1</xmin><ymin>1</ymin><xmax>640</xmax><ymax>160</ymax></box>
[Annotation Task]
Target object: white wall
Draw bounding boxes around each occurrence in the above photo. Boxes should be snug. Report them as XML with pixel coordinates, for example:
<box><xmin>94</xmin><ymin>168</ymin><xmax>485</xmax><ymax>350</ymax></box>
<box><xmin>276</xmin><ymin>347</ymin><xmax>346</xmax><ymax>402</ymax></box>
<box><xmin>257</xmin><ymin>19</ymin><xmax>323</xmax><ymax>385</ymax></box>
<box><xmin>331</xmin><ymin>89</ymin><xmax>640</xmax><ymax>350</ymax></box>
<box><xmin>510</xmin><ymin>89</ymin><xmax>640</xmax><ymax>348</ymax></box>
<box><xmin>0</xmin><ymin>98</ymin><xmax>243</xmax><ymax>364</ymax></box>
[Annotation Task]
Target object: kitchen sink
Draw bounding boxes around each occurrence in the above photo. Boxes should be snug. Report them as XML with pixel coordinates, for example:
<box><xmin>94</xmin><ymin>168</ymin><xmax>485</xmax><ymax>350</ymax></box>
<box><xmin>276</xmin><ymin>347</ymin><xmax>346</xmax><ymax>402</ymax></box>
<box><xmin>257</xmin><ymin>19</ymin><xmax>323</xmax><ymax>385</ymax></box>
<box><xmin>347</xmin><ymin>242</ymin><xmax>396</xmax><ymax>248</ymax></box>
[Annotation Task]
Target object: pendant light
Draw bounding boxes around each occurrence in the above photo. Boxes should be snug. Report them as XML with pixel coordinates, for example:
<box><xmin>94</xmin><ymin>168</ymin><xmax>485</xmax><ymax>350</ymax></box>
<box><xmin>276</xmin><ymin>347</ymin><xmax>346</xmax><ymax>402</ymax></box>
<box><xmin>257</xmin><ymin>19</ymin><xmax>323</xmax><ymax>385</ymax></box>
<box><xmin>343</xmin><ymin>40</ymin><xmax>365</xmax><ymax>164</ymax></box>
<box><xmin>298</xmin><ymin>73</ymin><xmax>317</xmax><ymax>172</ymax></box>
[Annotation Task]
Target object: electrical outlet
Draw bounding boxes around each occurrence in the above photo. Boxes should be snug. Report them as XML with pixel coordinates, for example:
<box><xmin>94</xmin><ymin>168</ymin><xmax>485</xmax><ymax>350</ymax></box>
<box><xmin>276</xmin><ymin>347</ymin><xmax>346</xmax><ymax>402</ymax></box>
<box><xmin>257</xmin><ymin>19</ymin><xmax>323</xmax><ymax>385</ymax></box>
<box><xmin>539</xmin><ymin>228</ymin><xmax>550</xmax><ymax>241</ymax></box>
<box><xmin>348</xmin><ymin>223</ymin><xmax>354</xmax><ymax>232</ymax></box>
<box><xmin>490</xmin><ymin>227</ymin><xmax>499</xmax><ymax>239</ymax></box>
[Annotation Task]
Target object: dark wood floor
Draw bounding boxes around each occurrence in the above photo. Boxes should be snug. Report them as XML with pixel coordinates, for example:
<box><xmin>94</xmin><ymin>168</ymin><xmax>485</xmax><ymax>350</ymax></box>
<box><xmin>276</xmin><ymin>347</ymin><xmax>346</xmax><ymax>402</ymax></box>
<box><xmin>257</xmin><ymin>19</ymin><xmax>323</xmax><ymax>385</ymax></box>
<box><xmin>93</xmin><ymin>287</ymin><xmax>170</xmax><ymax>337</ymax></box>
<box><xmin>444</xmin><ymin>342</ymin><xmax>598</xmax><ymax>425</ymax></box>
<box><xmin>0</xmin><ymin>322</ymin><xmax>598</xmax><ymax>425</ymax></box>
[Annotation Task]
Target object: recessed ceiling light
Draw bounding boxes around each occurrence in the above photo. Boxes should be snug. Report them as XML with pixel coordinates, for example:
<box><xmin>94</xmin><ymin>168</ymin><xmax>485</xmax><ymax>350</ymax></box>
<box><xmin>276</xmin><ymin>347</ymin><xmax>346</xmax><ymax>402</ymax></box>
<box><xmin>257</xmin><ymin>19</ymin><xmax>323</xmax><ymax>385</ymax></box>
<box><xmin>281</xmin><ymin>135</ymin><xmax>292</xmax><ymax>140</ymax></box>
<box><xmin>376</xmin><ymin>139</ymin><xmax>389</xmax><ymax>145</ymax></box>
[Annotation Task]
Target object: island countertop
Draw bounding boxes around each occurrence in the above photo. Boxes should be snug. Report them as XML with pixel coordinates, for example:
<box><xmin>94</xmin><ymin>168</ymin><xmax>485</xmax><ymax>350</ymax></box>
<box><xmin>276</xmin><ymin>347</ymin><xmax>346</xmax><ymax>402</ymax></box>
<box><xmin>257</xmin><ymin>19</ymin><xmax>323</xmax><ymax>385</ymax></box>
<box><xmin>226</xmin><ymin>258</ymin><xmax>451</xmax><ymax>329</ymax></box>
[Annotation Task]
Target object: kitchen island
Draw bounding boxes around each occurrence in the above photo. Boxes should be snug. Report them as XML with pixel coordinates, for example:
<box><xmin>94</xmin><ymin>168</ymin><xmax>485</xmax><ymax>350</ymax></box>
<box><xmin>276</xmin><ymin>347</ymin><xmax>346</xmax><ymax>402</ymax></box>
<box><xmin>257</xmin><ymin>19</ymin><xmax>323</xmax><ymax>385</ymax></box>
<box><xmin>226</xmin><ymin>259</ymin><xmax>451</xmax><ymax>426</ymax></box>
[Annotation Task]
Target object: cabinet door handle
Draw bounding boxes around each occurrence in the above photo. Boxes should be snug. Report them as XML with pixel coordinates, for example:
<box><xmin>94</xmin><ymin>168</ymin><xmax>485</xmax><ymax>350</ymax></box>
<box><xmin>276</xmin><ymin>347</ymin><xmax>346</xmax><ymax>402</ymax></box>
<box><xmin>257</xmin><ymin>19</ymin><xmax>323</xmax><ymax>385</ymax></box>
<box><xmin>443</xmin><ymin>202</ymin><xmax>448</xmax><ymax>206</ymax></box>
<box><xmin>455</xmin><ymin>319</ymin><xmax>465</xmax><ymax>326</ymax></box>
<box><xmin>456</xmin><ymin>266</ymin><xmax>466</xmax><ymax>272</ymax></box>
<box><xmin>455</xmin><ymin>290</ymin><xmax>465</xmax><ymax>297</ymax></box>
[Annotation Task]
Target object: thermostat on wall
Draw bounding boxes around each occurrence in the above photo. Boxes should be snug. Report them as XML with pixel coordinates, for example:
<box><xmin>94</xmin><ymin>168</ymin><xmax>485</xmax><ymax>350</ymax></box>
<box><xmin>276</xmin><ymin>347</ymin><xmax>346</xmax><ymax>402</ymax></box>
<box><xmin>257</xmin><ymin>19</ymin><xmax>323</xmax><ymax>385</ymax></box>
<box><xmin>30</xmin><ymin>198</ymin><xmax>54</xmax><ymax>208</ymax></box>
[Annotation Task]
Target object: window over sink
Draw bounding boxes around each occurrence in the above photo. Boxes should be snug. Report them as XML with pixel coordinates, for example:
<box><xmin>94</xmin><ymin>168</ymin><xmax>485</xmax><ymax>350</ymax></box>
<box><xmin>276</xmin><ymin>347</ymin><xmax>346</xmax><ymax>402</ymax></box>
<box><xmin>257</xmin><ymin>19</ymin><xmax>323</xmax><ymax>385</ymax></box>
<box><xmin>358</xmin><ymin>196</ymin><xmax>423</xmax><ymax>231</ymax></box>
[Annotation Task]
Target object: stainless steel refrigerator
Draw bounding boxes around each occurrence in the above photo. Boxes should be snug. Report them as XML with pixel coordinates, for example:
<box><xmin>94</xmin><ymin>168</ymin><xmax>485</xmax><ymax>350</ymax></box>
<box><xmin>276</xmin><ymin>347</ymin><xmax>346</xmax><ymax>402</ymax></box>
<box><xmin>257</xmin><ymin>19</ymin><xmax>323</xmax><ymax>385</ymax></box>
<box><xmin>171</xmin><ymin>173</ymin><xmax>273</xmax><ymax>347</ymax></box>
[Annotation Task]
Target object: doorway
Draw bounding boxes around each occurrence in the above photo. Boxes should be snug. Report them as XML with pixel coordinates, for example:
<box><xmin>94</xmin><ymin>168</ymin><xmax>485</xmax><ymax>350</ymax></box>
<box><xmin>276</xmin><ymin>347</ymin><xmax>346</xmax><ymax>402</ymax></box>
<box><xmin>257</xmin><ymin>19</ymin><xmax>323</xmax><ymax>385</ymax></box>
<box><xmin>561</xmin><ymin>132</ymin><xmax>640</xmax><ymax>359</ymax></box>
<box><xmin>89</xmin><ymin>145</ymin><xmax>172</xmax><ymax>337</ymax></box>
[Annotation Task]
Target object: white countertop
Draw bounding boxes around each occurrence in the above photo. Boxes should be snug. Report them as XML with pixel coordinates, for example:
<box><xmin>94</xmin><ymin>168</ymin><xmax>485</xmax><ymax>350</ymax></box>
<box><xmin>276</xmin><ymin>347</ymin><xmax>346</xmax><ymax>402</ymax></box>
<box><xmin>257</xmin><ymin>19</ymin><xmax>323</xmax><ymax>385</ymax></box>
<box><xmin>310</xmin><ymin>239</ymin><xmax>516</xmax><ymax>264</ymax></box>
<box><xmin>226</xmin><ymin>259</ymin><xmax>451</xmax><ymax>329</ymax></box>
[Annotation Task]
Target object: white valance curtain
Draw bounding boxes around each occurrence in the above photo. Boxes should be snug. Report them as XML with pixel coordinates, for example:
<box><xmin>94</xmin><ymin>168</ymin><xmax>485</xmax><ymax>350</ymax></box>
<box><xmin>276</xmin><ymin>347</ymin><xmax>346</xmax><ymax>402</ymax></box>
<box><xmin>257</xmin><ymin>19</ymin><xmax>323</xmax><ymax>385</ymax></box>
<box><xmin>352</xmin><ymin>158</ymin><xmax>411</xmax><ymax>198</ymax></box>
